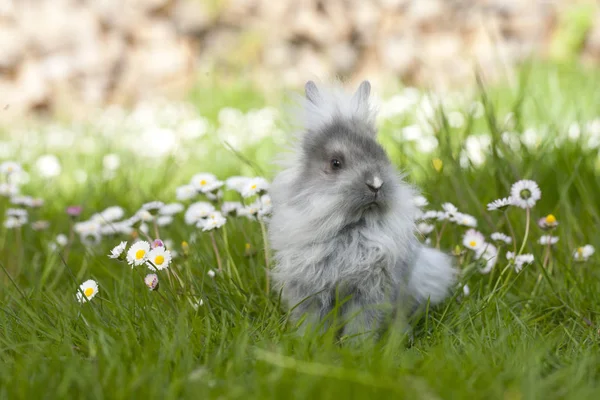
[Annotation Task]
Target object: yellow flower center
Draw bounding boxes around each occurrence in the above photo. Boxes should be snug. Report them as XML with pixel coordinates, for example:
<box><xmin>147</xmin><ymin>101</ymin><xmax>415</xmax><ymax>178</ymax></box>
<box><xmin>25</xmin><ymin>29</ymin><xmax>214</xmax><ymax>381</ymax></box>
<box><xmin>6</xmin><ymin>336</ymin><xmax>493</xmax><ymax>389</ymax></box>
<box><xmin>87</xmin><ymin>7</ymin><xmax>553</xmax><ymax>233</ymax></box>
<box><xmin>545</xmin><ymin>214</ymin><xmax>556</xmax><ymax>224</ymax></box>
<box><xmin>84</xmin><ymin>288</ymin><xmax>94</xmax><ymax>297</ymax></box>
<box><xmin>432</xmin><ymin>158</ymin><xmax>443</xmax><ymax>172</ymax></box>
<box><xmin>469</xmin><ymin>241</ymin><xmax>476</xmax><ymax>247</ymax></box>
<box><xmin>200</xmin><ymin>179</ymin><xmax>207</xmax><ymax>186</ymax></box>
<box><xmin>245</xmin><ymin>243</ymin><xmax>251</xmax><ymax>250</ymax></box>
<box><xmin>155</xmin><ymin>255</ymin><xmax>165</xmax><ymax>265</ymax></box>
<box><xmin>251</xmin><ymin>184</ymin><xmax>257</xmax><ymax>190</ymax></box>
<box><xmin>135</xmin><ymin>249</ymin><xmax>146</xmax><ymax>259</ymax></box>
<box><xmin>577</xmin><ymin>247</ymin><xmax>584</xmax><ymax>256</ymax></box>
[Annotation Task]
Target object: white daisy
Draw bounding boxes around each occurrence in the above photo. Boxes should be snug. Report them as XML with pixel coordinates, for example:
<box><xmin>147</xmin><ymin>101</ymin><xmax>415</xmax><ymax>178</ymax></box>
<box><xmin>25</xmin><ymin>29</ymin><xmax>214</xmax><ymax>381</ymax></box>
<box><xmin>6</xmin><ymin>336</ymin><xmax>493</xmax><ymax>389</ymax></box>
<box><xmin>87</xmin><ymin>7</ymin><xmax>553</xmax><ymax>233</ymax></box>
<box><xmin>4</xmin><ymin>217</ymin><xmax>24</xmax><ymax>229</ymax></box>
<box><xmin>0</xmin><ymin>183</ymin><xmax>19</xmax><ymax>197</ymax></box>
<box><xmin>136</xmin><ymin>209</ymin><xmax>154</xmax><ymax>222</ymax></box>
<box><xmin>258</xmin><ymin>194</ymin><xmax>273</xmax><ymax>217</ymax></box>
<box><xmin>241</xmin><ymin>177</ymin><xmax>269</xmax><ymax>198</ymax></box>
<box><xmin>141</xmin><ymin>201</ymin><xmax>165</xmax><ymax>214</ymax></box>
<box><xmin>11</xmin><ymin>195</ymin><xmax>34</xmax><ymax>207</ymax></box>
<box><xmin>199</xmin><ymin>211</ymin><xmax>227</xmax><ymax>231</ymax></box>
<box><xmin>176</xmin><ymin>184</ymin><xmax>197</xmax><ymax>201</ymax></box>
<box><xmin>476</xmin><ymin>243</ymin><xmax>498</xmax><ymax>274</ymax></box>
<box><xmin>225</xmin><ymin>176</ymin><xmax>250</xmax><ymax>192</ymax></box>
<box><xmin>237</xmin><ymin>201</ymin><xmax>261</xmax><ymax>219</ymax></box>
<box><xmin>207</xmin><ymin>269</ymin><xmax>216</xmax><ymax>278</ymax></box>
<box><xmin>76</xmin><ymin>279</ymin><xmax>99</xmax><ymax>303</ymax></box>
<box><xmin>7</xmin><ymin>208</ymin><xmax>27</xmax><ymax>219</ymax></box>
<box><xmin>417</xmin><ymin>223</ymin><xmax>434</xmax><ymax>236</ymax></box>
<box><xmin>126</xmin><ymin>241</ymin><xmax>151</xmax><ymax>266</ymax></box>
<box><xmin>144</xmin><ymin>274</ymin><xmax>159</xmax><ymax>290</ymax></box>
<box><xmin>435</xmin><ymin>211</ymin><xmax>448</xmax><ymax>221</ymax></box>
<box><xmin>56</xmin><ymin>234</ymin><xmax>69</xmax><ymax>247</ymax></box>
<box><xmin>221</xmin><ymin>201</ymin><xmax>242</xmax><ymax>216</ymax></box>
<box><xmin>506</xmin><ymin>251</ymin><xmax>515</xmax><ymax>260</ymax></box>
<box><xmin>487</xmin><ymin>197</ymin><xmax>512</xmax><ymax>211</ymax></box>
<box><xmin>441</xmin><ymin>202</ymin><xmax>458</xmax><ymax>218</ymax></box>
<box><xmin>108</xmin><ymin>241</ymin><xmax>127</xmax><ymax>259</ymax></box>
<box><xmin>462</xmin><ymin>229</ymin><xmax>486</xmax><ymax>252</ymax></box>
<box><xmin>514</xmin><ymin>254</ymin><xmax>534</xmax><ymax>272</ymax></box>
<box><xmin>574</xmin><ymin>245</ymin><xmax>595</xmax><ymax>262</ymax></box>
<box><xmin>413</xmin><ymin>196</ymin><xmax>429</xmax><ymax>208</ymax></box>
<box><xmin>184</xmin><ymin>201</ymin><xmax>215</xmax><ymax>225</ymax></box>
<box><xmin>419</xmin><ymin>210</ymin><xmax>439</xmax><ymax>221</ymax></box>
<box><xmin>0</xmin><ymin>161</ymin><xmax>22</xmax><ymax>175</ymax></box>
<box><xmin>100</xmin><ymin>206</ymin><xmax>125</xmax><ymax>222</ymax></box>
<box><xmin>157</xmin><ymin>216</ymin><xmax>173</xmax><ymax>226</ymax></box>
<box><xmin>31</xmin><ymin>220</ymin><xmax>50</xmax><ymax>231</ymax></box>
<box><xmin>538</xmin><ymin>214</ymin><xmax>558</xmax><ymax>230</ymax></box>
<box><xmin>190</xmin><ymin>173</ymin><xmax>223</xmax><ymax>193</ymax></box>
<box><xmin>146</xmin><ymin>247</ymin><xmax>172</xmax><ymax>271</ymax></box>
<box><xmin>490</xmin><ymin>232</ymin><xmax>512</xmax><ymax>244</ymax></box>
<box><xmin>453</xmin><ymin>212</ymin><xmax>478</xmax><ymax>227</ymax></box>
<box><xmin>159</xmin><ymin>203</ymin><xmax>184</xmax><ymax>216</ymax></box>
<box><xmin>74</xmin><ymin>220</ymin><xmax>101</xmax><ymax>238</ymax></box>
<box><xmin>538</xmin><ymin>235</ymin><xmax>559</xmax><ymax>246</ymax></box>
<box><xmin>510</xmin><ymin>180</ymin><xmax>541</xmax><ymax>209</ymax></box>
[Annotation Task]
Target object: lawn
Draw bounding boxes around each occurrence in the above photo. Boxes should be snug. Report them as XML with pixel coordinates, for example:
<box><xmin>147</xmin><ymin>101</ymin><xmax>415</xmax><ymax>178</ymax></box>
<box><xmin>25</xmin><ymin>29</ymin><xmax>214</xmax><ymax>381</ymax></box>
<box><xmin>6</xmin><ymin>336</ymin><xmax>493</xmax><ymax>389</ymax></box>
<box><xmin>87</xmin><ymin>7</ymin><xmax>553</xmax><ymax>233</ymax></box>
<box><xmin>1</xmin><ymin>63</ymin><xmax>600</xmax><ymax>399</ymax></box>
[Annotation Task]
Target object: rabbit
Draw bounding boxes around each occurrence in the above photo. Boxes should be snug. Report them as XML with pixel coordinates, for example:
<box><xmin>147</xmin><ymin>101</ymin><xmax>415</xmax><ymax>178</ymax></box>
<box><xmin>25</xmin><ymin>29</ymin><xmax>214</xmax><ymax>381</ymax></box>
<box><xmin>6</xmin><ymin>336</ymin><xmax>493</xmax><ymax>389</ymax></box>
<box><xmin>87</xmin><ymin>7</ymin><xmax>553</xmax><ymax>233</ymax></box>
<box><xmin>267</xmin><ymin>80</ymin><xmax>457</xmax><ymax>339</ymax></box>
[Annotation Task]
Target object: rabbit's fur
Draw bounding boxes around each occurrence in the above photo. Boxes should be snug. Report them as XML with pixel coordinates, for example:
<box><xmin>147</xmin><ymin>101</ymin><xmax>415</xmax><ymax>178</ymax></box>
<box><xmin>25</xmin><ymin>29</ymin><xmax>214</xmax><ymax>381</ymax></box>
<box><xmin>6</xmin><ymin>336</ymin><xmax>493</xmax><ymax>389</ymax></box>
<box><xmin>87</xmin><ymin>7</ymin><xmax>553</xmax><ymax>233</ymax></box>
<box><xmin>268</xmin><ymin>81</ymin><xmax>457</xmax><ymax>338</ymax></box>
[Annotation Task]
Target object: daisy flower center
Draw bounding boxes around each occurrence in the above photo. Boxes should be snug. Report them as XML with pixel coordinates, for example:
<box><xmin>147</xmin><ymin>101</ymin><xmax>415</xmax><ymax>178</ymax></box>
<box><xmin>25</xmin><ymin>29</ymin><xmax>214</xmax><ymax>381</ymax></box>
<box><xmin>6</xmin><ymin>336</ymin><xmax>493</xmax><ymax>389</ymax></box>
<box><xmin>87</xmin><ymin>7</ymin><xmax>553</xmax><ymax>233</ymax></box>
<box><xmin>251</xmin><ymin>184</ymin><xmax>257</xmax><ymax>190</ymax></box>
<box><xmin>545</xmin><ymin>214</ymin><xmax>556</xmax><ymax>224</ymax></box>
<box><xmin>200</xmin><ymin>179</ymin><xmax>207</xmax><ymax>186</ymax></box>
<box><xmin>135</xmin><ymin>249</ymin><xmax>146</xmax><ymax>259</ymax></box>
<box><xmin>519</xmin><ymin>189</ymin><xmax>531</xmax><ymax>199</ymax></box>
<box><xmin>469</xmin><ymin>241</ymin><xmax>477</xmax><ymax>247</ymax></box>
<box><xmin>577</xmin><ymin>247</ymin><xmax>583</xmax><ymax>256</ymax></box>
<box><xmin>84</xmin><ymin>288</ymin><xmax>94</xmax><ymax>297</ymax></box>
<box><xmin>155</xmin><ymin>255</ymin><xmax>165</xmax><ymax>265</ymax></box>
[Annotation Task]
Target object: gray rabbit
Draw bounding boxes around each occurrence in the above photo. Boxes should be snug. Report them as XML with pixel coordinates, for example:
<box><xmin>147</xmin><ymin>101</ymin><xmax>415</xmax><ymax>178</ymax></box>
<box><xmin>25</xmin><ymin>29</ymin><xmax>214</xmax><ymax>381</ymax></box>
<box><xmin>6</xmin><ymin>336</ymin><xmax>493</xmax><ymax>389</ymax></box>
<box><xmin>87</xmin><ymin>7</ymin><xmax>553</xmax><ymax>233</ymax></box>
<box><xmin>268</xmin><ymin>80</ymin><xmax>457</xmax><ymax>339</ymax></box>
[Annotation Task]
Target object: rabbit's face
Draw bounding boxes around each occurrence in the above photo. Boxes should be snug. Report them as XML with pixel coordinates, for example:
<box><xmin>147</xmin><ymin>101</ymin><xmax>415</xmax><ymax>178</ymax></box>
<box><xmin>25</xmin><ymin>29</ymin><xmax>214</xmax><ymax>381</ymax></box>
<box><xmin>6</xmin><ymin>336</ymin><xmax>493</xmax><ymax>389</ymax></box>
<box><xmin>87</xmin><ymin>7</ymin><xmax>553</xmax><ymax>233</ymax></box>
<box><xmin>300</xmin><ymin>120</ymin><xmax>397</xmax><ymax>218</ymax></box>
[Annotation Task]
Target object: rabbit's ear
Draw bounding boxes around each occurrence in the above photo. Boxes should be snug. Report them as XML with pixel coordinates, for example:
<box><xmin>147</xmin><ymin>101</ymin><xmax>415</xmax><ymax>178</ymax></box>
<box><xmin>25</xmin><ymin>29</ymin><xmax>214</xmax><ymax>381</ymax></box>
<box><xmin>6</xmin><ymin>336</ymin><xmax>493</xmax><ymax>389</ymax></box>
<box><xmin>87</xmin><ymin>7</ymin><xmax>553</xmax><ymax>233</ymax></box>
<box><xmin>305</xmin><ymin>81</ymin><xmax>321</xmax><ymax>105</ymax></box>
<box><xmin>352</xmin><ymin>80</ymin><xmax>371</xmax><ymax>106</ymax></box>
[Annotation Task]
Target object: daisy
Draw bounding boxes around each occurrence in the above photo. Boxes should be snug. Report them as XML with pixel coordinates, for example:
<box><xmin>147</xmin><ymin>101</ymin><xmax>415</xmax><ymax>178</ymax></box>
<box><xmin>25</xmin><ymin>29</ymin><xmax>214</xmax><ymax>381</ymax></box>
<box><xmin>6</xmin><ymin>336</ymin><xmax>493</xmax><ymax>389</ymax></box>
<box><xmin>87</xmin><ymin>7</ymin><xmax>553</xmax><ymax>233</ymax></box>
<box><xmin>11</xmin><ymin>195</ymin><xmax>34</xmax><ymax>207</ymax></box>
<box><xmin>0</xmin><ymin>183</ymin><xmax>18</xmax><ymax>197</ymax></box>
<box><xmin>506</xmin><ymin>251</ymin><xmax>515</xmax><ymax>260</ymax></box>
<box><xmin>538</xmin><ymin>214</ymin><xmax>558</xmax><ymax>230</ymax></box>
<box><xmin>184</xmin><ymin>201</ymin><xmax>215</xmax><ymax>225</ymax></box>
<box><xmin>146</xmin><ymin>247</ymin><xmax>172</xmax><ymax>271</ymax></box>
<box><xmin>574</xmin><ymin>245</ymin><xmax>595</xmax><ymax>262</ymax></box>
<box><xmin>514</xmin><ymin>254</ymin><xmax>535</xmax><ymax>272</ymax></box>
<box><xmin>221</xmin><ymin>201</ymin><xmax>242</xmax><ymax>216</ymax></box>
<box><xmin>136</xmin><ymin>209</ymin><xmax>154</xmax><ymax>222</ymax></box>
<box><xmin>476</xmin><ymin>243</ymin><xmax>498</xmax><ymax>274</ymax></box>
<box><xmin>225</xmin><ymin>176</ymin><xmax>249</xmax><ymax>192</ymax></box>
<box><xmin>487</xmin><ymin>197</ymin><xmax>512</xmax><ymax>211</ymax></box>
<box><xmin>413</xmin><ymin>196</ymin><xmax>429</xmax><ymax>208</ymax></box>
<box><xmin>141</xmin><ymin>201</ymin><xmax>165</xmax><ymax>215</ymax></box>
<box><xmin>207</xmin><ymin>269</ymin><xmax>216</xmax><ymax>278</ymax></box>
<box><xmin>453</xmin><ymin>212</ymin><xmax>477</xmax><ymax>227</ymax></box>
<box><xmin>490</xmin><ymin>232</ymin><xmax>512</xmax><ymax>244</ymax></box>
<box><xmin>157</xmin><ymin>216</ymin><xmax>173</xmax><ymax>226</ymax></box>
<box><xmin>100</xmin><ymin>206</ymin><xmax>125</xmax><ymax>222</ymax></box>
<box><xmin>510</xmin><ymin>180</ymin><xmax>541</xmax><ymax>209</ymax></box>
<box><xmin>538</xmin><ymin>235</ymin><xmax>559</xmax><ymax>246</ymax></box>
<box><xmin>66</xmin><ymin>205</ymin><xmax>83</xmax><ymax>217</ymax></box>
<box><xmin>258</xmin><ymin>194</ymin><xmax>273</xmax><ymax>217</ymax></box>
<box><xmin>31</xmin><ymin>220</ymin><xmax>50</xmax><ymax>231</ymax></box>
<box><xmin>4</xmin><ymin>217</ymin><xmax>24</xmax><ymax>229</ymax></box>
<box><xmin>0</xmin><ymin>161</ymin><xmax>22</xmax><ymax>176</ymax></box>
<box><xmin>144</xmin><ymin>274</ymin><xmax>159</xmax><ymax>290</ymax></box>
<box><xmin>190</xmin><ymin>173</ymin><xmax>223</xmax><ymax>193</ymax></box>
<box><xmin>237</xmin><ymin>201</ymin><xmax>261</xmax><ymax>219</ymax></box>
<box><xmin>76</xmin><ymin>279</ymin><xmax>99</xmax><ymax>303</ymax></box>
<box><xmin>176</xmin><ymin>184</ymin><xmax>197</xmax><ymax>201</ymax></box>
<box><xmin>159</xmin><ymin>203</ymin><xmax>184</xmax><ymax>216</ymax></box>
<box><xmin>417</xmin><ymin>223</ymin><xmax>434</xmax><ymax>236</ymax></box>
<box><xmin>152</xmin><ymin>239</ymin><xmax>165</xmax><ymax>249</ymax></box>
<box><xmin>199</xmin><ymin>211</ymin><xmax>227</xmax><ymax>231</ymax></box>
<box><xmin>7</xmin><ymin>208</ymin><xmax>27</xmax><ymax>219</ymax></box>
<box><xmin>56</xmin><ymin>234</ymin><xmax>68</xmax><ymax>247</ymax></box>
<box><xmin>108</xmin><ymin>241</ymin><xmax>127</xmax><ymax>259</ymax></box>
<box><xmin>462</xmin><ymin>229</ymin><xmax>486</xmax><ymax>252</ymax></box>
<box><xmin>126</xmin><ymin>240</ymin><xmax>151</xmax><ymax>266</ymax></box>
<box><xmin>419</xmin><ymin>210</ymin><xmax>439</xmax><ymax>221</ymax></box>
<box><xmin>441</xmin><ymin>202</ymin><xmax>458</xmax><ymax>218</ymax></box>
<box><xmin>241</xmin><ymin>177</ymin><xmax>269</xmax><ymax>198</ymax></box>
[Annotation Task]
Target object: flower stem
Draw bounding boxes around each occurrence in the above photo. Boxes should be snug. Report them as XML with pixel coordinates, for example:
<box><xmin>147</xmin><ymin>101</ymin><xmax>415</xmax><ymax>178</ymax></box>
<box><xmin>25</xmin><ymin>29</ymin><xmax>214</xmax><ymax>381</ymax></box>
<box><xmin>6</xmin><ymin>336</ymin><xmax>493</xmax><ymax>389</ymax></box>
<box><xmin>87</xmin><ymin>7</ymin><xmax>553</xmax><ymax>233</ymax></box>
<box><xmin>504</xmin><ymin>210</ymin><xmax>517</xmax><ymax>254</ymax></box>
<box><xmin>435</xmin><ymin>221</ymin><xmax>448</xmax><ymax>249</ymax></box>
<box><xmin>210</xmin><ymin>231</ymin><xmax>223</xmax><ymax>272</ymax></box>
<box><xmin>153</xmin><ymin>219</ymin><xmax>160</xmax><ymax>240</ymax></box>
<box><xmin>259</xmin><ymin>219</ymin><xmax>271</xmax><ymax>294</ymax></box>
<box><xmin>518</xmin><ymin>208</ymin><xmax>530</xmax><ymax>256</ymax></box>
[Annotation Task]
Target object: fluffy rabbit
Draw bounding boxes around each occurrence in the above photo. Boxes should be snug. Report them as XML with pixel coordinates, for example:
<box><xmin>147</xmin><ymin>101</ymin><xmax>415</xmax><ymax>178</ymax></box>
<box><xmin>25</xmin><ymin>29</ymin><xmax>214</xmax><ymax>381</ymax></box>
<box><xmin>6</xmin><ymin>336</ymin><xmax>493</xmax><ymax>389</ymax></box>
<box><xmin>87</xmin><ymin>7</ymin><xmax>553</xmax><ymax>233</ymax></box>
<box><xmin>268</xmin><ymin>80</ymin><xmax>457</xmax><ymax>338</ymax></box>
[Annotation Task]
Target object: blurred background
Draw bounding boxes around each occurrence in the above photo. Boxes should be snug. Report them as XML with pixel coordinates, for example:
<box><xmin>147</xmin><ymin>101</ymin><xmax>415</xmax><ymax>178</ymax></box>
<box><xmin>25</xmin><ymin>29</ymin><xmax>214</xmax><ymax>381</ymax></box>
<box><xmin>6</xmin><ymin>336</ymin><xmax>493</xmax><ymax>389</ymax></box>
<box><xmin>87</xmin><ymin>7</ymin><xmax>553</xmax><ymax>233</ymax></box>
<box><xmin>1</xmin><ymin>0</ymin><xmax>599</xmax><ymax>119</ymax></box>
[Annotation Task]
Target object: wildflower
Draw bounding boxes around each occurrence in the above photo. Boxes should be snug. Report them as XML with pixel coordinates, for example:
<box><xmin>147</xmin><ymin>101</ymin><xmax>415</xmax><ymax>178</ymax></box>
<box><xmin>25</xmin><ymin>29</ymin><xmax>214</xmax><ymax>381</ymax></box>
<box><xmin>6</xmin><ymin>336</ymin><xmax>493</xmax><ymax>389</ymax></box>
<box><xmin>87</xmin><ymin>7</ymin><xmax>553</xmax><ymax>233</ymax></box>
<box><xmin>432</xmin><ymin>158</ymin><xmax>443</xmax><ymax>172</ymax></box>
<box><xmin>225</xmin><ymin>176</ymin><xmax>249</xmax><ymax>192</ymax></box>
<box><xmin>207</xmin><ymin>269</ymin><xmax>216</xmax><ymax>278</ymax></box>
<box><xmin>441</xmin><ymin>202</ymin><xmax>458</xmax><ymax>218</ymax></box>
<box><xmin>476</xmin><ymin>243</ymin><xmax>498</xmax><ymax>274</ymax></box>
<box><xmin>56</xmin><ymin>234</ymin><xmax>68</xmax><ymax>247</ymax></box>
<box><xmin>185</xmin><ymin>202</ymin><xmax>215</xmax><ymax>225</ymax></box>
<box><xmin>510</xmin><ymin>180</ymin><xmax>541</xmax><ymax>209</ymax></box>
<box><xmin>66</xmin><ymin>206</ymin><xmax>83</xmax><ymax>218</ymax></box>
<box><xmin>435</xmin><ymin>211</ymin><xmax>448</xmax><ymax>221</ymax></box>
<box><xmin>206</xmin><ymin>190</ymin><xmax>224</xmax><ymax>201</ymax></box>
<box><xmin>462</xmin><ymin>284</ymin><xmax>470</xmax><ymax>296</ymax></box>
<box><xmin>159</xmin><ymin>203</ymin><xmax>184</xmax><ymax>216</ymax></box>
<box><xmin>176</xmin><ymin>184</ymin><xmax>197</xmax><ymax>201</ymax></box>
<box><xmin>30</xmin><ymin>198</ymin><xmax>44</xmax><ymax>208</ymax></box>
<box><xmin>574</xmin><ymin>245</ymin><xmax>595</xmax><ymax>262</ymax></box>
<box><xmin>221</xmin><ymin>201</ymin><xmax>242</xmax><ymax>216</ymax></box>
<box><xmin>182</xmin><ymin>241</ymin><xmax>190</xmax><ymax>256</ymax></box>
<box><xmin>100</xmin><ymin>206</ymin><xmax>125</xmax><ymax>222</ymax></box>
<box><xmin>4</xmin><ymin>217</ymin><xmax>25</xmax><ymax>229</ymax></box>
<box><xmin>108</xmin><ymin>241</ymin><xmax>127</xmax><ymax>259</ymax></box>
<box><xmin>237</xmin><ymin>201</ymin><xmax>261</xmax><ymax>219</ymax></box>
<box><xmin>462</xmin><ymin>229</ymin><xmax>485</xmax><ymax>252</ymax></box>
<box><xmin>103</xmin><ymin>154</ymin><xmax>120</xmax><ymax>171</ymax></box>
<box><xmin>190</xmin><ymin>173</ymin><xmax>223</xmax><ymax>193</ymax></box>
<box><xmin>258</xmin><ymin>194</ymin><xmax>273</xmax><ymax>217</ymax></box>
<box><xmin>241</xmin><ymin>177</ymin><xmax>269</xmax><ymax>198</ymax></box>
<box><xmin>419</xmin><ymin>210</ymin><xmax>438</xmax><ymax>221</ymax></box>
<box><xmin>7</xmin><ymin>208</ymin><xmax>27</xmax><ymax>219</ymax></box>
<box><xmin>413</xmin><ymin>196</ymin><xmax>429</xmax><ymax>208</ymax></box>
<box><xmin>144</xmin><ymin>274</ymin><xmax>159</xmax><ymax>290</ymax></box>
<box><xmin>199</xmin><ymin>211</ymin><xmax>227</xmax><ymax>231</ymax></box>
<box><xmin>74</xmin><ymin>220</ymin><xmax>101</xmax><ymax>240</ymax></box>
<box><xmin>126</xmin><ymin>241</ymin><xmax>151</xmax><ymax>266</ymax></box>
<box><xmin>157</xmin><ymin>216</ymin><xmax>173</xmax><ymax>226</ymax></box>
<box><xmin>146</xmin><ymin>247</ymin><xmax>172</xmax><ymax>271</ymax></box>
<box><xmin>0</xmin><ymin>183</ymin><xmax>18</xmax><ymax>197</ymax></box>
<box><xmin>76</xmin><ymin>279</ymin><xmax>99</xmax><ymax>303</ymax></box>
<box><xmin>417</xmin><ymin>223</ymin><xmax>434</xmax><ymax>236</ymax></box>
<box><xmin>136</xmin><ymin>209</ymin><xmax>154</xmax><ymax>222</ymax></box>
<box><xmin>490</xmin><ymin>232</ymin><xmax>512</xmax><ymax>244</ymax></box>
<box><xmin>538</xmin><ymin>214</ymin><xmax>558</xmax><ymax>230</ymax></box>
<box><xmin>448</xmin><ymin>111</ymin><xmax>465</xmax><ymax>128</ymax></box>
<box><xmin>152</xmin><ymin>239</ymin><xmax>164</xmax><ymax>249</ymax></box>
<box><xmin>11</xmin><ymin>196</ymin><xmax>34</xmax><ymax>207</ymax></box>
<box><xmin>453</xmin><ymin>212</ymin><xmax>478</xmax><ymax>227</ymax></box>
<box><xmin>487</xmin><ymin>197</ymin><xmax>512</xmax><ymax>211</ymax></box>
<box><xmin>0</xmin><ymin>161</ymin><xmax>22</xmax><ymax>176</ymax></box>
<box><xmin>141</xmin><ymin>201</ymin><xmax>164</xmax><ymax>215</ymax></box>
<box><xmin>36</xmin><ymin>154</ymin><xmax>62</xmax><ymax>178</ymax></box>
<box><xmin>31</xmin><ymin>220</ymin><xmax>50</xmax><ymax>231</ymax></box>
<box><xmin>514</xmin><ymin>254</ymin><xmax>535</xmax><ymax>273</ymax></box>
<box><xmin>506</xmin><ymin>251</ymin><xmax>515</xmax><ymax>260</ymax></box>
<box><xmin>538</xmin><ymin>235</ymin><xmax>559</xmax><ymax>246</ymax></box>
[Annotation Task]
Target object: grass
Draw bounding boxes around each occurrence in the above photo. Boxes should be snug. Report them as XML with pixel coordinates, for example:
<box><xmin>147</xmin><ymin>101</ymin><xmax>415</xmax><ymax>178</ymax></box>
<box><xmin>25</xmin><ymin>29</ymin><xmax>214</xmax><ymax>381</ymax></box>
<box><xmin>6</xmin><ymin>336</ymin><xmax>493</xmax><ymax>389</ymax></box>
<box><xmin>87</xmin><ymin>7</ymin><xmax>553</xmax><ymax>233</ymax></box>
<box><xmin>1</xmin><ymin>62</ymin><xmax>600</xmax><ymax>399</ymax></box>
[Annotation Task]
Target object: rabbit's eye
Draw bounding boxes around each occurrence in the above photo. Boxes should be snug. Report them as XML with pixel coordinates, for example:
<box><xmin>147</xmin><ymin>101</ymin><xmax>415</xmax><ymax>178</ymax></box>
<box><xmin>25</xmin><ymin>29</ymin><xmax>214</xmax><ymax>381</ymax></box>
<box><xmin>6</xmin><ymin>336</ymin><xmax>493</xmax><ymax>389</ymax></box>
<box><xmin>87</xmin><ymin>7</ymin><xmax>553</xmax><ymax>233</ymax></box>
<box><xmin>330</xmin><ymin>159</ymin><xmax>342</xmax><ymax>170</ymax></box>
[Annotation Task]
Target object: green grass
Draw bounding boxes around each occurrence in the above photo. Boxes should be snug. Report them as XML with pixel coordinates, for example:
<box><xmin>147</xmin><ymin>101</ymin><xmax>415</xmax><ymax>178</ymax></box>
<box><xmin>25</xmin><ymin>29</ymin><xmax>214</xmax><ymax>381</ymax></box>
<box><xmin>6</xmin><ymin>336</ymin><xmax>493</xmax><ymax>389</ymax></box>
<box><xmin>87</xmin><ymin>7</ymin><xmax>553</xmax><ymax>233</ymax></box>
<box><xmin>2</xmin><ymin>62</ymin><xmax>600</xmax><ymax>399</ymax></box>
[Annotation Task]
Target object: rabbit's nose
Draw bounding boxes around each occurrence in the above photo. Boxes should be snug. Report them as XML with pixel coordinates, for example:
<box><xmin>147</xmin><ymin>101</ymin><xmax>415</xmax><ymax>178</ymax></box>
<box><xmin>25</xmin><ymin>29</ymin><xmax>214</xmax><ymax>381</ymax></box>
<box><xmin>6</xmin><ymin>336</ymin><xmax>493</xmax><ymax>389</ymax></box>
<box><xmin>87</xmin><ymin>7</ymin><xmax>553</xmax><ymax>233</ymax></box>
<box><xmin>366</xmin><ymin>176</ymin><xmax>383</xmax><ymax>193</ymax></box>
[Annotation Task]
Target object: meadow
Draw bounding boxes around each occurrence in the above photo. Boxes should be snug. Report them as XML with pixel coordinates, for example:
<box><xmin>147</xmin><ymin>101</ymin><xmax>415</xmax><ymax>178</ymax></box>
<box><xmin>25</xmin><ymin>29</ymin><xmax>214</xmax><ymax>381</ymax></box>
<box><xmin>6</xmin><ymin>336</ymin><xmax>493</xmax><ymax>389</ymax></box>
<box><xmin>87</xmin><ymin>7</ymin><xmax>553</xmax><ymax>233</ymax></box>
<box><xmin>1</xmin><ymin>63</ymin><xmax>600</xmax><ymax>399</ymax></box>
